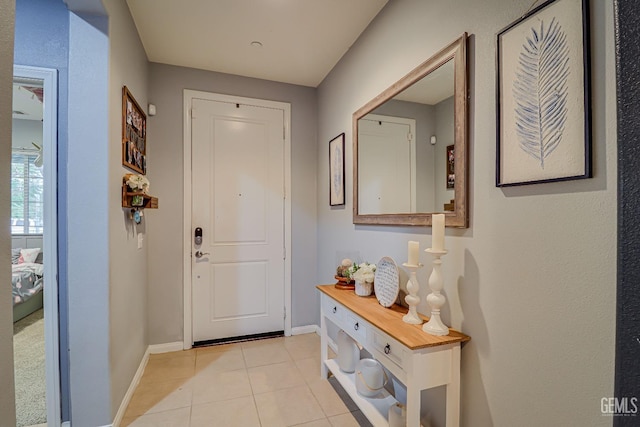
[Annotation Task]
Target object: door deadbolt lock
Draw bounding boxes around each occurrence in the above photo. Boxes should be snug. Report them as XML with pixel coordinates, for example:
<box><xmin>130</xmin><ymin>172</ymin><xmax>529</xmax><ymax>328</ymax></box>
<box><xmin>194</xmin><ymin>227</ymin><xmax>203</xmax><ymax>245</ymax></box>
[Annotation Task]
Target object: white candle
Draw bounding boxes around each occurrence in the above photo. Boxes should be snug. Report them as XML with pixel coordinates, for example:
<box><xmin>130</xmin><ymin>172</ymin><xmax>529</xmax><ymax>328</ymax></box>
<box><xmin>432</xmin><ymin>214</ymin><xmax>445</xmax><ymax>251</ymax></box>
<box><xmin>408</xmin><ymin>241</ymin><xmax>419</xmax><ymax>265</ymax></box>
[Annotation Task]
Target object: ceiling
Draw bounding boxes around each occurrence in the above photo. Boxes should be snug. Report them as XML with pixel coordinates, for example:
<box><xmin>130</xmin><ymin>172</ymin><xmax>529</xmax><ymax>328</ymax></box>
<box><xmin>126</xmin><ymin>0</ymin><xmax>388</xmax><ymax>88</ymax></box>
<box><xmin>12</xmin><ymin>82</ymin><xmax>43</xmax><ymax>121</ymax></box>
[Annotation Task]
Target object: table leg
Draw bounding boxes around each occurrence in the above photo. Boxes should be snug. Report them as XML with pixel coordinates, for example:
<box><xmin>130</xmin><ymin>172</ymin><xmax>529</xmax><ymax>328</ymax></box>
<box><xmin>320</xmin><ymin>313</ymin><xmax>329</xmax><ymax>378</ymax></box>
<box><xmin>445</xmin><ymin>344</ymin><xmax>461</xmax><ymax>427</ymax></box>
<box><xmin>406</xmin><ymin>378</ymin><xmax>421</xmax><ymax>427</ymax></box>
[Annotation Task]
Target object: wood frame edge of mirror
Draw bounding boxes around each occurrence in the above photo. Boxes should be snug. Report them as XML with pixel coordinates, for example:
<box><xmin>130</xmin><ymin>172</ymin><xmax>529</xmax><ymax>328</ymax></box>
<box><xmin>352</xmin><ymin>32</ymin><xmax>469</xmax><ymax>228</ymax></box>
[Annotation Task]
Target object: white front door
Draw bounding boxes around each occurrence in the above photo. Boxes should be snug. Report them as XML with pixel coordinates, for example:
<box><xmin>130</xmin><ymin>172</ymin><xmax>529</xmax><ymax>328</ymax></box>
<box><xmin>191</xmin><ymin>97</ymin><xmax>285</xmax><ymax>343</ymax></box>
<box><xmin>358</xmin><ymin>114</ymin><xmax>416</xmax><ymax>214</ymax></box>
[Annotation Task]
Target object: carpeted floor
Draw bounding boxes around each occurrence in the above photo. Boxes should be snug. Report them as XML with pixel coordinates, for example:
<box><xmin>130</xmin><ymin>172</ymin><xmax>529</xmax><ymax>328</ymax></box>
<box><xmin>13</xmin><ymin>308</ymin><xmax>46</xmax><ymax>427</ymax></box>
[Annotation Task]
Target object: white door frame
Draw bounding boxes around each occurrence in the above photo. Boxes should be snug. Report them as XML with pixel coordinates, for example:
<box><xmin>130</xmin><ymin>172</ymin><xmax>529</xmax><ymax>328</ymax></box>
<box><xmin>182</xmin><ymin>90</ymin><xmax>292</xmax><ymax>349</ymax></box>
<box><xmin>13</xmin><ymin>65</ymin><xmax>61</xmax><ymax>426</ymax></box>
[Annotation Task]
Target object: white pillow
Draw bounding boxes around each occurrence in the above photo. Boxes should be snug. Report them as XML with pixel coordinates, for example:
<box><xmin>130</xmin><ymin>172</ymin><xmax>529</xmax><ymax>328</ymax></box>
<box><xmin>19</xmin><ymin>248</ymin><xmax>41</xmax><ymax>264</ymax></box>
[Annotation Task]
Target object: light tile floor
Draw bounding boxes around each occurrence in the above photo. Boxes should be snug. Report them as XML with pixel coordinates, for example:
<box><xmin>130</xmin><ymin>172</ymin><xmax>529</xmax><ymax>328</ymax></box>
<box><xmin>122</xmin><ymin>333</ymin><xmax>371</xmax><ymax>427</ymax></box>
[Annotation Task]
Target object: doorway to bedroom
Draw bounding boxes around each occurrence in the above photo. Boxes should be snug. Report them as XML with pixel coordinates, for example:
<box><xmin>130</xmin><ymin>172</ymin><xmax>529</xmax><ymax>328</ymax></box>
<box><xmin>11</xmin><ymin>66</ymin><xmax>61</xmax><ymax>427</ymax></box>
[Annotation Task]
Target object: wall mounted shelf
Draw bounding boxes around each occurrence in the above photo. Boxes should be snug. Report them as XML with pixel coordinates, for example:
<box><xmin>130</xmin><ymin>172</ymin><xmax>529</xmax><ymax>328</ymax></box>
<box><xmin>121</xmin><ymin>183</ymin><xmax>158</xmax><ymax>209</ymax></box>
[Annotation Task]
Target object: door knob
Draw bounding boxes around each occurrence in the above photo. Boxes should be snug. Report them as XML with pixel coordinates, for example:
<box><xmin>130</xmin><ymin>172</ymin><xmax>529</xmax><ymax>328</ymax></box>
<box><xmin>194</xmin><ymin>250</ymin><xmax>210</xmax><ymax>259</ymax></box>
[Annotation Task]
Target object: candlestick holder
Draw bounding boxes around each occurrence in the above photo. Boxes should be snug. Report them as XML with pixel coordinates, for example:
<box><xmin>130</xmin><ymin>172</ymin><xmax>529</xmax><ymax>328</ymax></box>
<box><xmin>423</xmin><ymin>248</ymin><xmax>450</xmax><ymax>336</ymax></box>
<box><xmin>401</xmin><ymin>263</ymin><xmax>423</xmax><ymax>324</ymax></box>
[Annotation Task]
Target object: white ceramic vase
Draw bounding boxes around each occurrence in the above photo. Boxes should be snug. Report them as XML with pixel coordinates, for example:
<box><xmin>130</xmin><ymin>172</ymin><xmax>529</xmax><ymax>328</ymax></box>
<box><xmin>354</xmin><ymin>280</ymin><xmax>373</xmax><ymax>296</ymax></box>
<box><xmin>337</xmin><ymin>329</ymin><xmax>360</xmax><ymax>373</ymax></box>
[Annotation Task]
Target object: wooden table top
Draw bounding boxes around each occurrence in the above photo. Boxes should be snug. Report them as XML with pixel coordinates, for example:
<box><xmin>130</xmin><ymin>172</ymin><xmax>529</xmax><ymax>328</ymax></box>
<box><xmin>317</xmin><ymin>284</ymin><xmax>470</xmax><ymax>350</ymax></box>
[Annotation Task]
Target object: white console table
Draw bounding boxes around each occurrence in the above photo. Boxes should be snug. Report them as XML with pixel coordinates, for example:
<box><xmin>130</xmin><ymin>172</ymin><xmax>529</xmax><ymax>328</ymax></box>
<box><xmin>317</xmin><ymin>285</ymin><xmax>470</xmax><ymax>427</ymax></box>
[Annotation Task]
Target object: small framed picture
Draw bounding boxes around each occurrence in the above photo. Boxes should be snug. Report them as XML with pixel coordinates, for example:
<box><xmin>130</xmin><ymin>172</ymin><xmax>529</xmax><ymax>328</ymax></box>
<box><xmin>329</xmin><ymin>133</ymin><xmax>345</xmax><ymax>206</ymax></box>
<box><xmin>131</xmin><ymin>195</ymin><xmax>144</xmax><ymax>207</ymax></box>
<box><xmin>496</xmin><ymin>0</ymin><xmax>591</xmax><ymax>186</ymax></box>
<box><xmin>446</xmin><ymin>144</ymin><xmax>455</xmax><ymax>189</ymax></box>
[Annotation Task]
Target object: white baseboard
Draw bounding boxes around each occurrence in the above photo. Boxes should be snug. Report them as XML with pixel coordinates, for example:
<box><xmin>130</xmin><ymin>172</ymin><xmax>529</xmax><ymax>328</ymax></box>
<box><xmin>111</xmin><ymin>347</ymin><xmax>150</xmax><ymax>427</ymax></box>
<box><xmin>62</xmin><ymin>422</ymin><xmax>71</xmax><ymax>427</ymax></box>
<box><xmin>291</xmin><ymin>324</ymin><xmax>320</xmax><ymax>335</ymax></box>
<box><xmin>148</xmin><ymin>341</ymin><xmax>184</xmax><ymax>354</ymax></box>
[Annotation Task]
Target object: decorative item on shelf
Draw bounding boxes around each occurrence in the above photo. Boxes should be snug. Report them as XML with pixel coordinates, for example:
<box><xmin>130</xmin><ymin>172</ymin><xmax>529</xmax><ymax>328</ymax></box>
<box><xmin>335</xmin><ymin>258</ymin><xmax>355</xmax><ymax>290</ymax></box>
<box><xmin>337</xmin><ymin>329</ymin><xmax>360</xmax><ymax>373</ymax></box>
<box><xmin>352</xmin><ymin>262</ymin><xmax>376</xmax><ymax>297</ymax></box>
<box><xmin>131</xmin><ymin>195</ymin><xmax>144</xmax><ymax>207</ymax></box>
<box><xmin>122</xmin><ymin>174</ymin><xmax>158</xmax><ymax>210</ymax></box>
<box><xmin>355</xmin><ymin>358</ymin><xmax>388</xmax><ymax>398</ymax></box>
<box><xmin>125</xmin><ymin>173</ymin><xmax>149</xmax><ymax>194</ymax></box>
<box><xmin>130</xmin><ymin>209</ymin><xmax>143</xmax><ymax>224</ymax></box>
<box><xmin>403</xmin><ymin>240</ymin><xmax>424</xmax><ymax>324</ymax></box>
<box><xmin>373</xmin><ymin>257</ymin><xmax>400</xmax><ymax>308</ymax></box>
<box><xmin>423</xmin><ymin>214</ymin><xmax>450</xmax><ymax>336</ymax></box>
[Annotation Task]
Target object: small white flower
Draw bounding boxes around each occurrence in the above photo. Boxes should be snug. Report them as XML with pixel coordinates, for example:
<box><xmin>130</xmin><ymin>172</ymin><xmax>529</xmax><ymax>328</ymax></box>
<box><xmin>352</xmin><ymin>262</ymin><xmax>376</xmax><ymax>284</ymax></box>
<box><xmin>126</xmin><ymin>174</ymin><xmax>150</xmax><ymax>194</ymax></box>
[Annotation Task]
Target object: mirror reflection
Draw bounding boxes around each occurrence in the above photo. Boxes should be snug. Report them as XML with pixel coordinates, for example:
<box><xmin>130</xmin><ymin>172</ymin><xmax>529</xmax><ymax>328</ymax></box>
<box><xmin>358</xmin><ymin>60</ymin><xmax>455</xmax><ymax>214</ymax></box>
<box><xmin>353</xmin><ymin>33</ymin><xmax>468</xmax><ymax>227</ymax></box>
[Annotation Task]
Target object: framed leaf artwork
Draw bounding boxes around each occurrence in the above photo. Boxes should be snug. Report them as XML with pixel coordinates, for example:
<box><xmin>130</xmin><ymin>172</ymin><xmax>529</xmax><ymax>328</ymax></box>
<box><xmin>496</xmin><ymin>0</ymin><xmax>591</xmax><ymax>186</ymax></box>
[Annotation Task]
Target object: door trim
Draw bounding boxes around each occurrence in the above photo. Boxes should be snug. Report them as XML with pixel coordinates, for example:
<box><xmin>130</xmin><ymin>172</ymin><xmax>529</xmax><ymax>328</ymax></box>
<box><xmin>182</xmin><ymin>90</ymin><xmax>292</xmax><ymax>349</ymax></box>
<box><xmin>13</xmin><ymin>65</ymin><xmax>61</xmax><ymax>426</ymax></box>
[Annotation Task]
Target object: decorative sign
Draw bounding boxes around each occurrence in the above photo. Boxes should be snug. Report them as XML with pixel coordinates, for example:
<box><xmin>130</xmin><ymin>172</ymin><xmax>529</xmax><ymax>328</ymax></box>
<box><xmin>374</xmin><ymin>257</ymin><xmax>400</xmax><ymax>308</ymax></box>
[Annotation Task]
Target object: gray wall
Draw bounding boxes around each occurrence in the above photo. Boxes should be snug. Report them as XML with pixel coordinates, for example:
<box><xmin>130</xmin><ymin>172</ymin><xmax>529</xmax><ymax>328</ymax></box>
<box><xmin>105</xmin><ymin>0</ymin><xmax>150</xmax><ymax>420</ymax></box>
<box><xmin>0</xmin><ymin>0</ymin><xmax>15</xmax><ymax>425</ymax></box>
<box><xmin>147</xmin><ymin>63</ymin><xmax>318</xmax><ymax>344</ymax></box>
<box><xmin>13</xmin><ymin>0</ymin><xmax>72</xmax><ymax>417</ymax></box>
<box><xmin>317</xmin><ymin>1</ymin><xmax>616</xmax><ymax>426</ymax></box>
<box><xmin>67</xmin><ymin>10</ymin><xmax>111</xmax><ymax>425</ymax></box>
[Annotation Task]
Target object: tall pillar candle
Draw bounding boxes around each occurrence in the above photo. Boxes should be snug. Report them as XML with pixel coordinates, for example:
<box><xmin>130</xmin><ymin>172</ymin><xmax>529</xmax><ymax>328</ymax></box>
<box><xmin>408</xmin><ymin>241</ymin><xmax>419</xmax><ymax>265</ymax></box>
<box><xmin>432</xmin><ymin>214</ymin><xmax>445</xmax><ymax>251</ymax></box>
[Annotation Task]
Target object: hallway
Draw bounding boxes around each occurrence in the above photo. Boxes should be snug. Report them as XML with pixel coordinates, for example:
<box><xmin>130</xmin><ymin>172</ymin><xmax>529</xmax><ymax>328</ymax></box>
<box><xmin>122</xmin><ymin>333</ymin><xmax>370</xmax><ymax>426</ymax></box>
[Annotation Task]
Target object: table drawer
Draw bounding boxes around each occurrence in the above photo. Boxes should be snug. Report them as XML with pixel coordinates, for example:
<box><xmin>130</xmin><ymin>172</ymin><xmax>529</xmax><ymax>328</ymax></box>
<box><xmin>370</xmin><ymin>329</ymin><xmax>406</xmax><ymax>369</ymax></box>
<box><xmin>344</xmin><ymin>312</ymin><xmax>367</xmax><ymax>342</ymax></box>
<box><xmin>322</xmin><ymin>293</ymin><xmax>344</xmax><ymax>323</ymax></box>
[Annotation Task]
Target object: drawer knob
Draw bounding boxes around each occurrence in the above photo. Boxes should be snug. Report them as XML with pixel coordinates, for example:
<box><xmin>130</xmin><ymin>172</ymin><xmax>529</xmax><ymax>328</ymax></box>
<box><xmin>332</xmin><ymin>306</ymin><xmax>337</xmax><ymax>314</ymax></box>
<box><xmin>354</xmin><ymin>322</ymin><xmax>359</xmax><ymax>331</ymax></box>
<box><xmin>384</xmin><ymin>344</ymin><xmax>391</xmax><ymax>355</ymax></box>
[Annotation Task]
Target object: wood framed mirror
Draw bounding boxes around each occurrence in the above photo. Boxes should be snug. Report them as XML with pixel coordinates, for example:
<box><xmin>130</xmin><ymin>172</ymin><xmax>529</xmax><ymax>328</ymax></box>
<box><xmin>353</xmin><ymin>33</ymin><xmax>468</xmax><ymax>227</ymax></box>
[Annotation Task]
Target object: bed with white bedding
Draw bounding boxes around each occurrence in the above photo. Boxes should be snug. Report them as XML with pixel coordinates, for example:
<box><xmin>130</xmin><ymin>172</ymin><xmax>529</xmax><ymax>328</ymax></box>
<box><xmin>11</xmin><ymin>248</ymin><xmax>44</xmax><ymax>322</ymax></box>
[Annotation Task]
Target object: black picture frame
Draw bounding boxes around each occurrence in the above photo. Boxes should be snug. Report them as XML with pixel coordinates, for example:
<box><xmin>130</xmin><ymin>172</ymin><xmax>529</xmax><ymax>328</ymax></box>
<box><xmin>329</xmin><ymin>133</ymin><xmax>345</xmax><ymax>206</ymax></box>
<box><xmin>496</xmin><ymin>0</ymin><xmax>591</xmax><ymax>187</ymax></box>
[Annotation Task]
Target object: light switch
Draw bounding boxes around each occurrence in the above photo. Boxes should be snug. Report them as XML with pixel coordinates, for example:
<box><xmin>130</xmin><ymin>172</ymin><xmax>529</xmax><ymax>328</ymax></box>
<box><xmin>137</xmin><ymin>233</ymin><xmax>143</xmax><ymax>249</ymax></box>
